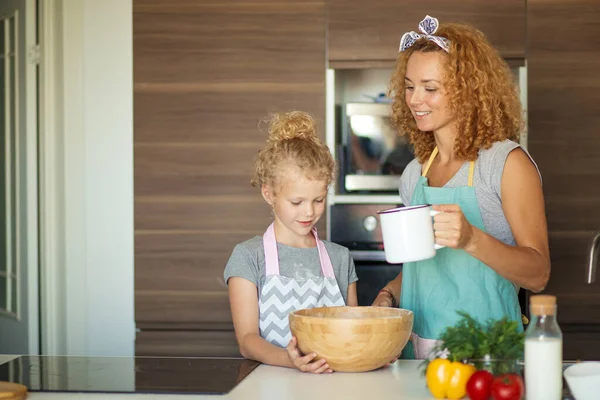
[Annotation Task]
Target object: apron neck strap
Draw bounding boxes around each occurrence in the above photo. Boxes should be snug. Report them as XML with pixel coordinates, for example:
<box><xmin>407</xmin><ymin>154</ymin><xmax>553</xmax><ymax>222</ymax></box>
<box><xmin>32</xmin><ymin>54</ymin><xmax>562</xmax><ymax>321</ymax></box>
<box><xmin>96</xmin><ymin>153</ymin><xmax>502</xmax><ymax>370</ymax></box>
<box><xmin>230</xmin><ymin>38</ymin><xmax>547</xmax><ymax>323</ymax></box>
<box><xmin>467</xmin><ymin>160</ymin><xmax>475</xmax><ymax>187</ymax></box>
<box><xmin>263</xmin><ymin>223</ymin><xmax>335</xmax><ymax>278</ymax></box>
<box><xmin>422</xmin><ymin>146</ymin><xmax>475</xmax><ymax>187</ymax></box>
<box><xmin>422</xmin><ymin>147</ymin><xmax>439</xmax><ymax>177</ymax></box>
<box><xmin>263</xmin><ymin>224</ymin><xmax>280</xmax><ymax>276</ymax></box>
<box><xmin>312</xmin><ymin>228</ymin><xmax>336</xmax><ymax>278</ymax></box>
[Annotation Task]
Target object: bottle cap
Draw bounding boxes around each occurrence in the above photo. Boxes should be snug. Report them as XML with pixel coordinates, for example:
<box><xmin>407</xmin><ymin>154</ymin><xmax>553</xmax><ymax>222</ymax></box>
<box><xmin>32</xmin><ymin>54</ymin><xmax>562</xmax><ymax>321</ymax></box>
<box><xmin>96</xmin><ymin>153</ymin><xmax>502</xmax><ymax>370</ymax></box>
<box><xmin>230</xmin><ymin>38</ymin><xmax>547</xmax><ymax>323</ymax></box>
<box><xmin>530</xmin><ymin>294</ymin><xmax>557</xmax><ymax>316</ymax></box>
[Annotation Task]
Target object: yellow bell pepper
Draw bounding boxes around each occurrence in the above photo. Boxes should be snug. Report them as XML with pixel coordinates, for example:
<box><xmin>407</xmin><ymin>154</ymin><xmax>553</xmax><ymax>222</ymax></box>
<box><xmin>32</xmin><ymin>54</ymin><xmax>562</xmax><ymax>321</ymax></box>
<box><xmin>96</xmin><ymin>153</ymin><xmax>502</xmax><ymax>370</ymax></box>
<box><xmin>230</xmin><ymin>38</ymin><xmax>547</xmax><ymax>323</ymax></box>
<box><xmin>425</xmin><ymin>358</ymin><xmax>476</xmax><ymax>399</ymax></box>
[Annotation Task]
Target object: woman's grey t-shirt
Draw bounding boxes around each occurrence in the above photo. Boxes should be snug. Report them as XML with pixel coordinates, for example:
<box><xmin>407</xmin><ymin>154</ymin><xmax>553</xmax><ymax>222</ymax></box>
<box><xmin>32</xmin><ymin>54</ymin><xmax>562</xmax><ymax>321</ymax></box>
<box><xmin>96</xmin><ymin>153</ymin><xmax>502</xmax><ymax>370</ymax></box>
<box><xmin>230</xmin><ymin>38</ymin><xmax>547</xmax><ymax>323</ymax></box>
<box><xmin>224</xmin><ymin>236</ymin><xmax>358</xmax><ymax>304</ymax></box>
<box><xmin>399</xmin><ymin>140</ymin><xmax>541</xmax><ymax>246</ymax></box>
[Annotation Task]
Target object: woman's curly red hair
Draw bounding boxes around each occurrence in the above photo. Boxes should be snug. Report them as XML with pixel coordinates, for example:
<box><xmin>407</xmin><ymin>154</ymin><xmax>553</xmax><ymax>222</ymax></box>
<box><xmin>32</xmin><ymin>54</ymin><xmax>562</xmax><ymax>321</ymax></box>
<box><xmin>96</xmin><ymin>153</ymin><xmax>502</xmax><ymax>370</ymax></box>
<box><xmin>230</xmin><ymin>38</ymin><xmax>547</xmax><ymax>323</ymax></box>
<box><xmin>389</xmin><ymin>22</ymin><xmax>524</xmax><ymax>163</ymax></box>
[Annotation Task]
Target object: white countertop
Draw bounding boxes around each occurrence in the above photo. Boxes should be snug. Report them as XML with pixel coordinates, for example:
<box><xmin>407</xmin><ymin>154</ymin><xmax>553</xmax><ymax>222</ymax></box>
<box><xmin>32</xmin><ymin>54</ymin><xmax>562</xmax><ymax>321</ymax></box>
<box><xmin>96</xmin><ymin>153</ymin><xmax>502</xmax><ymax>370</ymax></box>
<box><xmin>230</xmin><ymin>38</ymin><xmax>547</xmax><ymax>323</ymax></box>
<box><xmin>0</xmin><ymin>355</ymin><xmax>435</xmax><ymax>399</ymax></box>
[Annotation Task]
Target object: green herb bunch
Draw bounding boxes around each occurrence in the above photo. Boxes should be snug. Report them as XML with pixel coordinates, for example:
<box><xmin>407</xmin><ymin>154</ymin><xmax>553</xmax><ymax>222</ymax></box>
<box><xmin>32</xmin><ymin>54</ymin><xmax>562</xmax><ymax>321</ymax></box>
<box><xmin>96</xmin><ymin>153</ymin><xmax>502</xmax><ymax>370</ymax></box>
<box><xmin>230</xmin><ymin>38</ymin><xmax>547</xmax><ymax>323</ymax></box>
<box><xmin>420</xmin><ymin>311</ymin><xmax>525</xmax><ymax>372</ymax></box>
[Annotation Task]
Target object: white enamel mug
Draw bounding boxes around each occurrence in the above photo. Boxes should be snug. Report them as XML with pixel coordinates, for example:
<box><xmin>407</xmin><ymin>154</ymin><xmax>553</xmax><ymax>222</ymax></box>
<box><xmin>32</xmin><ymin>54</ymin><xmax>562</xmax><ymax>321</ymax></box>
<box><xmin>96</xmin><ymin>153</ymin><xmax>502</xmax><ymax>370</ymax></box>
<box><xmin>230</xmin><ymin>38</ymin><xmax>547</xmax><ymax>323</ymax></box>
<box><xmin>377</xmin><ymin>204</ymin><xmax>444</xmax><ymax>264</ymax></box>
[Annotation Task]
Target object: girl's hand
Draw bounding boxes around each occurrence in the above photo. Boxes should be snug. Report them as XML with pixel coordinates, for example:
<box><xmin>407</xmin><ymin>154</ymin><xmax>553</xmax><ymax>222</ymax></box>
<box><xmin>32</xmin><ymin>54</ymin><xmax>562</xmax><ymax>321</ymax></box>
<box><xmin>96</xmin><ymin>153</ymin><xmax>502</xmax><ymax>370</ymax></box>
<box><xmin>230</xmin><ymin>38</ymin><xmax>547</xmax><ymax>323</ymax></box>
<box><xmin>432</xmin><ymin>204</ymin><xmax>476</xmax><ymax>250</ymax></box>
<box><xmin>286</xmin><ymin>337</ymin><xmax>333</xmax><ymax>374</ymax></box>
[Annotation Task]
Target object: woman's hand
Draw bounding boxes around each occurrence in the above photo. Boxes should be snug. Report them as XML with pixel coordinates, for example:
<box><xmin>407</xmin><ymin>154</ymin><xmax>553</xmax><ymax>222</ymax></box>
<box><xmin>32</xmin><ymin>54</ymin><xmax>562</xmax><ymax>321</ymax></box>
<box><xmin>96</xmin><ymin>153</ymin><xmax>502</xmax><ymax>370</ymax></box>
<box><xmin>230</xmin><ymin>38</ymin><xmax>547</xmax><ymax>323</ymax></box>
<box><xmin>286</xmin><ymin>337</ymin><xmax>333</xmax><ymax>373</ymax></box>
<box><xmin>371</xmin><ymin>290</ymin><xmax>394</xmax><ymax>307</ymax></box>
<box><xmin>371</xmin><ymin>274</ymin><xmax>402</xmax><ymax>307</ymax></box>
<box><xmin>432</xmin><ymin>204</ymin><xmax>476</xmax><ymax>250</ymax></box>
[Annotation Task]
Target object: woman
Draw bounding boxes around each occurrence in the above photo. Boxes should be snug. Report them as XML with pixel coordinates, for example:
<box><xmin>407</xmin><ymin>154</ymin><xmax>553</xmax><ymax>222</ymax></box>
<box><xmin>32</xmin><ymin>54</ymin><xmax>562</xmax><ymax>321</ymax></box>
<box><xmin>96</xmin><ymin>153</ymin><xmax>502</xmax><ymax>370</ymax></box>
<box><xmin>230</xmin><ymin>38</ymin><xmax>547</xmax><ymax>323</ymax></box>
<box><xmin>373</xmin><ymin>16</ymin><xmax>550</xmax><ymax>359</ymax></box>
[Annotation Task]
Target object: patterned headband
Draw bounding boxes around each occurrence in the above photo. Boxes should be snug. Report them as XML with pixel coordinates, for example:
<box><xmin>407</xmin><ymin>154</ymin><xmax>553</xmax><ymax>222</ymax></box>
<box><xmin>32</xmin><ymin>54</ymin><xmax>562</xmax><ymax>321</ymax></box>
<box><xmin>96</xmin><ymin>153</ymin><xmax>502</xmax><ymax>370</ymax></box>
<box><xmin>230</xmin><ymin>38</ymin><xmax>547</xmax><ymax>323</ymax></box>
<box><xmin>399</xmin><ymin>15</ymin><xmax>451</xmax><ymax>53</ymax></box>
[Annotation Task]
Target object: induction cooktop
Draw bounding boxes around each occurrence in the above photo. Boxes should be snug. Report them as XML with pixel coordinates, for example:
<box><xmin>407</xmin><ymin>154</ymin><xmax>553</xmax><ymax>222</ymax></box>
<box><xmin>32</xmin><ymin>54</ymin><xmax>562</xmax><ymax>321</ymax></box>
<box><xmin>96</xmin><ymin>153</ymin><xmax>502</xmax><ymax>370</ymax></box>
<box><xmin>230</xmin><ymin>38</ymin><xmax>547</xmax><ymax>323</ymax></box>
<box><xmin>0</xmin><ymin>356</ymin><xmax>260</xmax><ymax>395</ymax></box>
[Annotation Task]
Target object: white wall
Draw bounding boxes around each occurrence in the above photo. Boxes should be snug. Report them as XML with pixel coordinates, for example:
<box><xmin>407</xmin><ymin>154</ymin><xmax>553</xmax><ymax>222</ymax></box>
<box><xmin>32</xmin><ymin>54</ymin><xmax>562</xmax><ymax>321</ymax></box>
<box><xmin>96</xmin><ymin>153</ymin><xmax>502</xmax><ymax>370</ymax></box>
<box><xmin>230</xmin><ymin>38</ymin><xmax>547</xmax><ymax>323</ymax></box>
<box><xmin>81</xmin><ymin>0</ymin><xmax>134</xmax><ymax>357</ymax></box>
<box><xmin>44</xmin><ymin>0</ymin><xmax>134</xmax><ymax>356</ymax></box>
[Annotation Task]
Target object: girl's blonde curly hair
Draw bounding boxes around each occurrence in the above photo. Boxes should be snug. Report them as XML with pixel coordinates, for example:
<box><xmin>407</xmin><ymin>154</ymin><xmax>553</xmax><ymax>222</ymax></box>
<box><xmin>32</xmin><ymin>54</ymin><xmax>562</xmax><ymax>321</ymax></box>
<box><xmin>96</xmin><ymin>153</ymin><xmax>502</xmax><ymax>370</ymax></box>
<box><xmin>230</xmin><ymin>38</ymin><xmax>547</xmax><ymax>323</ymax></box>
<box><xmin>389</xmin><ymin>22</ymin><xmax>524</xmax><ymax>163</ymax></box>
<box><xmin>251</xmin><ymin>111</ymin><xmax>336</xmax><ymax>191</ymax></box>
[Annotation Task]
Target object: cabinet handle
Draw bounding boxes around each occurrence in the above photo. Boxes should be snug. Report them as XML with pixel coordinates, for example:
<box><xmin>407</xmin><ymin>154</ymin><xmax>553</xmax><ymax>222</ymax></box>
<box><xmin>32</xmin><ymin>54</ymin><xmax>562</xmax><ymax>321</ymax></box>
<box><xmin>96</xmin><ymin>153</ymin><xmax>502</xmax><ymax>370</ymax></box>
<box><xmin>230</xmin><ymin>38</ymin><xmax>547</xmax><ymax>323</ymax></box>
<box><xmin>586</xmin><ymin>230</ymin><xmax>600</xmax><ymax>284</ymax></box>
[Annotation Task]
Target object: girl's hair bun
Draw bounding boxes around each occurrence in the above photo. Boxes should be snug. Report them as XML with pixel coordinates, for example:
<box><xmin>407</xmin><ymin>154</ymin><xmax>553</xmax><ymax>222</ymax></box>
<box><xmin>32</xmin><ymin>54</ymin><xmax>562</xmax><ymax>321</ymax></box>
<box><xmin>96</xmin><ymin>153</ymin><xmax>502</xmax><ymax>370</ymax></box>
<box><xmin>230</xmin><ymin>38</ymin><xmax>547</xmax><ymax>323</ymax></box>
<box><xmin>251</xmin><ymin>110</ymin><xmax>335</xmax><ymax>189</ymax></box>
<box><xmin>267</xmin><ymin>111</ymin><xmax>318</xmax><ymax>143</ymax></box>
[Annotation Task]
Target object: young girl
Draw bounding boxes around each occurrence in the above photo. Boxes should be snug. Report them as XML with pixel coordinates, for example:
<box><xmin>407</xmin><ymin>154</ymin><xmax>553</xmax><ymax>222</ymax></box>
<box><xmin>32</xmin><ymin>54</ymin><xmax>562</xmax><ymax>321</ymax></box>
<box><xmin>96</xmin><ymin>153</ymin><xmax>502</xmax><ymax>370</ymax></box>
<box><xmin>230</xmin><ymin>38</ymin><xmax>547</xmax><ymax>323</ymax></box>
<box><xmin>224</xmin><ymin>111</ymin><xmax>358</xmax><ymax>373</ymax></box>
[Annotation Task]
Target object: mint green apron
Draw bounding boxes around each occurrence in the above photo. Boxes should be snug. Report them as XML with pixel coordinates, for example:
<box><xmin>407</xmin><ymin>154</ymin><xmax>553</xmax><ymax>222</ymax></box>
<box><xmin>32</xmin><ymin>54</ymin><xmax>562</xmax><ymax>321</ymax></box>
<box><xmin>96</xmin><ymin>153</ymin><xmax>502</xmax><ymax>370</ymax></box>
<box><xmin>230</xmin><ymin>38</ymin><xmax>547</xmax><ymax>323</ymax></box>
<box><xmin>401</xmin><ymin>147</ymin><xmax>523</xmax><ymax>359</ymax></box>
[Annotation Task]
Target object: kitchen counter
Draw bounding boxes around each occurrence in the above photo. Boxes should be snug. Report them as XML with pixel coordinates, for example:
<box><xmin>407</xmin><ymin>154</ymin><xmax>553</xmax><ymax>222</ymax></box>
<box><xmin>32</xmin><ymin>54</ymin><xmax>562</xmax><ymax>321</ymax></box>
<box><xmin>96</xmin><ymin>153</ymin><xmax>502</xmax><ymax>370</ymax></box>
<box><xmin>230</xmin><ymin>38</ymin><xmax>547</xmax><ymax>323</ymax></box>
<box><xmin>0</xmin><ymin>355</ymin><xmax>434</xmax><ymax>399</ymax></box>
<box><xmin>1</xmin><ymin>355</ymin><xmax>578</xmax><ymax>400</ymax></box>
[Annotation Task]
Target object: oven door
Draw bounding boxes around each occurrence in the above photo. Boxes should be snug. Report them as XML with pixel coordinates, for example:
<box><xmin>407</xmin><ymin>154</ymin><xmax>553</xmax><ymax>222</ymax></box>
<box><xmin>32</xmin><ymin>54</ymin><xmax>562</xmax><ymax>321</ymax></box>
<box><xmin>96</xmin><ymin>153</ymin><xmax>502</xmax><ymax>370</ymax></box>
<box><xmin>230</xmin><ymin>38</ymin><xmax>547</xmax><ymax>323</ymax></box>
<box><xmin>341</xmin><ymin>102</ymin><xmax>415</xmax><ymax>193</ymax></box>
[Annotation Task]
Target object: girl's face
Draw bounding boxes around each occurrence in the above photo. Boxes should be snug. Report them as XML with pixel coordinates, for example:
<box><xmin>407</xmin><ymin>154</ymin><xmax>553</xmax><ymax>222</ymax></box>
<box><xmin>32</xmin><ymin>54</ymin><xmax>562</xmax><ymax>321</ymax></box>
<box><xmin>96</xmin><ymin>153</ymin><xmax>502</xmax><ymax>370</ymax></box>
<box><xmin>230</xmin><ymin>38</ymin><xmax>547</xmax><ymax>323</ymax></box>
<box><xmin>404</xmin><ymin>51</ymin><xmax>454</xmax><ymax>135</ymax></box>
<box><xmin>262</xmin><ymin>166</ymin><xmax>327</xmax><ymax>246</ymax></box>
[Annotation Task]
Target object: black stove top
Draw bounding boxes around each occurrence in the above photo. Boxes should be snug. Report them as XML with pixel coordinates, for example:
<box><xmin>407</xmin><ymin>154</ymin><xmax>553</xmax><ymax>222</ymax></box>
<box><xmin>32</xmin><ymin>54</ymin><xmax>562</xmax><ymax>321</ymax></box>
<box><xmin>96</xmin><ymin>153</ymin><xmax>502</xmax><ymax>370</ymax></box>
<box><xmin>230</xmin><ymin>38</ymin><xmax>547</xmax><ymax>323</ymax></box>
<box><xmin>0</xmin><ymin>356</ymin><xmax>260</xmax><ymax>395</ymax></box>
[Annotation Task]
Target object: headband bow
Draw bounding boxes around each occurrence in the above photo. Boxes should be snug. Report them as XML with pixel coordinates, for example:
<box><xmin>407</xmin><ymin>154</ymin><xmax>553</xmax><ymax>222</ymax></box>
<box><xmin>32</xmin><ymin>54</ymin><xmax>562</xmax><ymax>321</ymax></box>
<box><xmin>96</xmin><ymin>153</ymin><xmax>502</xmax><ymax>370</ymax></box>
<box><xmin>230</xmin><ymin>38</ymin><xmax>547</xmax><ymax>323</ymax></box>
<box><xmin>399</xmin><ymin>15</ymin><xmax>451</xmax><ymax>53</ymax></box>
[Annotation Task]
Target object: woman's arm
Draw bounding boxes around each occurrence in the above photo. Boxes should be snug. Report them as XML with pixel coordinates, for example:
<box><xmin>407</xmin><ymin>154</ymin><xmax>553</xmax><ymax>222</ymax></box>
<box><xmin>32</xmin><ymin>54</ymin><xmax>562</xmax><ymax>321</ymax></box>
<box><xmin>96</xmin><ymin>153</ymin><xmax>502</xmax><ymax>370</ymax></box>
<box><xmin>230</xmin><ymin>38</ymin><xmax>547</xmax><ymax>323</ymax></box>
<box><xmin>372</xmin><ymin>272</ymin><xmax>402</xmax><ymax>307</ymax></box>
<box><xmin>228</xmin><ymin>277</ymin><xmax>332</xmax><ymax>372</ymax></box>
<box><xmin>433</xmin><ymin>149</ymin><xmax>550</xmax><ymax>292</ymax></box>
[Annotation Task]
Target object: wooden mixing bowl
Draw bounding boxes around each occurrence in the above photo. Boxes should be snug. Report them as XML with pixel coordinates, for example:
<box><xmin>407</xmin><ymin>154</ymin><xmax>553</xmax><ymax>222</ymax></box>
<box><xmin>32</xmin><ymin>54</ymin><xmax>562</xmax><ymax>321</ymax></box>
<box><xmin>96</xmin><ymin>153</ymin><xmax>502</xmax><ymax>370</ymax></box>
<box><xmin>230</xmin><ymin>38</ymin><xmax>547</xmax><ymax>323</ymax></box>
<box><xmin>288</xmin><ymin>306</ymin><xmax>413</xmax><ymax>372</ymax></box>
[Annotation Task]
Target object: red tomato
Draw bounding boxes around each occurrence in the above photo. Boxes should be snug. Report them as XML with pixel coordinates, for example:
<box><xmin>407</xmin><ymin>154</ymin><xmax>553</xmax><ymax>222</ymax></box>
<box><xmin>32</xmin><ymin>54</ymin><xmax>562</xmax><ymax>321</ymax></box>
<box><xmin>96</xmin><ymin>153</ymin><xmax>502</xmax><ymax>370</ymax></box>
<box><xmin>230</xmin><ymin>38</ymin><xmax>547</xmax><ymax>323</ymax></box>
<box><xmin>466</xmin><ymin>370</ymin><xmax>494</xmax><ymax>400</ymax></box>
<box><xmin>490</xmin><ymin>373</ymin><xmax>524</xmax><ymax>400</ymax></box>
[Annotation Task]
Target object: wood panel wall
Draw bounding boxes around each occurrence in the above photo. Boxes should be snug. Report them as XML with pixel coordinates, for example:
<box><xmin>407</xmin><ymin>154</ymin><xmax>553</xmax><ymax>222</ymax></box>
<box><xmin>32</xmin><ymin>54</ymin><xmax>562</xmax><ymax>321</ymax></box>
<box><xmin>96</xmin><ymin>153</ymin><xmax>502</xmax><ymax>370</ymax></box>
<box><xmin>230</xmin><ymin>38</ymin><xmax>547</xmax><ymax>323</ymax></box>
<box><xmin>134</xmin><ymin>0</ymin><xmax>600</xmax><ymax>359</ymax></box>
<box><xmin>134</xmin><ymin>0</ymin><xmax>326</xmax><ymax>356</ymax></box>
<box><xmin>327</xmin><ymin>0</ymin><xmax>526</xmax><ymax>62</ymax></box>
<box><xmin>528</xmin><ymin>0</ymin><xmax>600</xmax><ymax>359</ymax></box>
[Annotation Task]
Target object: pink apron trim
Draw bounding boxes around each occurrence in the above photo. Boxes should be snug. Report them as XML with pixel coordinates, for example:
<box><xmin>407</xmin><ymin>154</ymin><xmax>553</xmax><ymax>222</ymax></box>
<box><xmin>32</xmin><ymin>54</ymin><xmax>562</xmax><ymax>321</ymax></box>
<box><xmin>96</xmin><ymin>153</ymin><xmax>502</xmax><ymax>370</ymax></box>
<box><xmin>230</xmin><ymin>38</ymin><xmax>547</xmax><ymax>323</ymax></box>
<box><xmin>263</xmin><ymin>223</ymin><xmax>335</xmax><ymax>278</ymax></box>
<box><xmin>263</xmin><ymin>224</ymin><xmax>280</xmax><ymax>276</ymax></box>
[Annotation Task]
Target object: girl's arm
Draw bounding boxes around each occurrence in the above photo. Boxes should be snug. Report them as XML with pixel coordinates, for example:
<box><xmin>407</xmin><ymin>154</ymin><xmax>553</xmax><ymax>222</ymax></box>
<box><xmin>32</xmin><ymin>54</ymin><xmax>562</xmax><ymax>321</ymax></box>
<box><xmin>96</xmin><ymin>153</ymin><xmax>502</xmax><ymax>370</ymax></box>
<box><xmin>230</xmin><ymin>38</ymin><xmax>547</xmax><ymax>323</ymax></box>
<box><xmin>346</xmin><ymin>282</ymin><xmax>358</xmax><ymax>306</ymax></box>
<box><xmin>433</xmin><ymin>148</ymin><xmax>550</xmax><ymax>292</ymax></box>
<box><xmin>228</xmin><ymin>277</ymin><xmax>331</xmax><ymax>373</ymax></box>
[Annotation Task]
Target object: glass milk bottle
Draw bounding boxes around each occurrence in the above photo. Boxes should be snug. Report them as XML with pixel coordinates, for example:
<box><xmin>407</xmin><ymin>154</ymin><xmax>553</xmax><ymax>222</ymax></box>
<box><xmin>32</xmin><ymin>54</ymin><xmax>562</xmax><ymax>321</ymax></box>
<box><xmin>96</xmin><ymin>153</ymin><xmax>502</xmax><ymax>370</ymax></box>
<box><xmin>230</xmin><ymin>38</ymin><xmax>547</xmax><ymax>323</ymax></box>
<box><xmin>524</xmin><ymin>294</ymin><xmax>563</xmax><ymax>400</ymax></box>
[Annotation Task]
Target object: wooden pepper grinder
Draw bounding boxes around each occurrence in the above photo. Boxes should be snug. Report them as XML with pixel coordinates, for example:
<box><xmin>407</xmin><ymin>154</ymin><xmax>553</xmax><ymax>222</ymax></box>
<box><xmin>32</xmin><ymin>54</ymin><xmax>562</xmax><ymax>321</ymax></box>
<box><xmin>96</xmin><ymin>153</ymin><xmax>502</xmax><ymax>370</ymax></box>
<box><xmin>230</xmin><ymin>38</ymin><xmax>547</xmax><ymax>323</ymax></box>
<box><xmin>0</xmin><ymin>382</ymin><xmax>28</xmax><ymax>399</ymax></box>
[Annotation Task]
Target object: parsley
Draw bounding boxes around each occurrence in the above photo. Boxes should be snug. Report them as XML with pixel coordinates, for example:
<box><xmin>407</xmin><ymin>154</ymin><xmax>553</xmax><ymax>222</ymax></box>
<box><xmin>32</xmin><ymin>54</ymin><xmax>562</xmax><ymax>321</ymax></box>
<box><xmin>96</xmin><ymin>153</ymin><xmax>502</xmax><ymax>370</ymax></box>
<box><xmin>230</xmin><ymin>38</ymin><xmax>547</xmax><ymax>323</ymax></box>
<box><xmin>420</xmin><ymin>311</ymin><xmax>525</xmax><ymax>372</ymax></box>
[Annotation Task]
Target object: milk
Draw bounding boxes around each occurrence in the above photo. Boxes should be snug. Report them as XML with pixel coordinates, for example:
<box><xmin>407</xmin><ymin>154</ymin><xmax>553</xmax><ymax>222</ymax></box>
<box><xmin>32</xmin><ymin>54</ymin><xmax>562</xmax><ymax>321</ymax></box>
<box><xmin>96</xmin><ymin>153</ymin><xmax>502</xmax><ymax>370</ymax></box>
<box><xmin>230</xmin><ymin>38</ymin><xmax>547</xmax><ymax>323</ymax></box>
<box><xmin>525</xmin><ymin>295</ymin><xmax>563</xmax><ymax>400</ymax></box>
<box><xmin>525</xmin><ymin>336</ymin><xmax>563</xmax><ymax>400</ymax></box>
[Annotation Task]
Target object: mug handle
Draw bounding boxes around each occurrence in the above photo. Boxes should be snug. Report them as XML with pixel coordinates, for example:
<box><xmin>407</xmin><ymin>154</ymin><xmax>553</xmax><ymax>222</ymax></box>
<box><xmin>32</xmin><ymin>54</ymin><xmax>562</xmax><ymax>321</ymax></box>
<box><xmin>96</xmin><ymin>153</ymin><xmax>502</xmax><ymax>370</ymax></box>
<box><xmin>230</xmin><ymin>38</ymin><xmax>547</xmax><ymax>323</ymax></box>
<box><xmin>430</xmin><ymin>210</ymin><xmax>446</xmax><ymax>249</ymax></box>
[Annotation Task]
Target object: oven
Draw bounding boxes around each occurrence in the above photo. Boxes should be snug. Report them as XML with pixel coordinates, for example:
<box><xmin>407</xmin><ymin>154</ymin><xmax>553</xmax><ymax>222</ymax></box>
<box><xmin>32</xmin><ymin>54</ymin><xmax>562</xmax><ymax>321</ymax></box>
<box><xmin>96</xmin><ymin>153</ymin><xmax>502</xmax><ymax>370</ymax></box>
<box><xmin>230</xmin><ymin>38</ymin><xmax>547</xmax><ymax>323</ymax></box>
<box><xmin>329</xmin><ymin>204</ymin><xmax>403</xmax><ymax>306</ymax></box>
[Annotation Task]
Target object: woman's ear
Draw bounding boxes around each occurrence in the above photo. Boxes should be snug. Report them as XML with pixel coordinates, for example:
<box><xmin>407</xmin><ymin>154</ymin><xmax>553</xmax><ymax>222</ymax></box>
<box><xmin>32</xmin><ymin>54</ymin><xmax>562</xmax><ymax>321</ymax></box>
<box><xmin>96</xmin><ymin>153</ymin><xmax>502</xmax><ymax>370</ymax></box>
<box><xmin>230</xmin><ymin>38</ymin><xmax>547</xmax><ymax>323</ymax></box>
<box><xmin>261</xmin><ymin>184</ymin><xmax>274</xmax><ymax>205</ymax></box>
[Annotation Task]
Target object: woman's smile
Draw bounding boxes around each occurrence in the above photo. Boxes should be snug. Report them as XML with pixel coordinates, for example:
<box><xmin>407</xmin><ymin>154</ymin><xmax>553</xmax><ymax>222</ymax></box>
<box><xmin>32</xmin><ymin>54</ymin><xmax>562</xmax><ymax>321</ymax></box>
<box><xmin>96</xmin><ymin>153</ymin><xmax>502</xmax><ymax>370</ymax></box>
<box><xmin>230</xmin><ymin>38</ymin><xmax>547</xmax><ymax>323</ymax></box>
<box><xmin>414</xmin><ymin>111</ymin><xmax>432</xmax><ymax>119</ymax></box>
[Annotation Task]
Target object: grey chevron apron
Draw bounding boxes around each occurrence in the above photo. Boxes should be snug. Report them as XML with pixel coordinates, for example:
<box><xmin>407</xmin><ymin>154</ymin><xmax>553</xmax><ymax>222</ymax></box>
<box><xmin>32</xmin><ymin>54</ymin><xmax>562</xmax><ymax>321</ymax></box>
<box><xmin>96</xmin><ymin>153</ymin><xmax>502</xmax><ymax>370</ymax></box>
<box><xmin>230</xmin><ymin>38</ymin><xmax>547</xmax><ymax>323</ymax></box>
<box><xmin>258</xmin><ymin>223</ymin><xmax>345</xmax><ymax>347</ymax></box>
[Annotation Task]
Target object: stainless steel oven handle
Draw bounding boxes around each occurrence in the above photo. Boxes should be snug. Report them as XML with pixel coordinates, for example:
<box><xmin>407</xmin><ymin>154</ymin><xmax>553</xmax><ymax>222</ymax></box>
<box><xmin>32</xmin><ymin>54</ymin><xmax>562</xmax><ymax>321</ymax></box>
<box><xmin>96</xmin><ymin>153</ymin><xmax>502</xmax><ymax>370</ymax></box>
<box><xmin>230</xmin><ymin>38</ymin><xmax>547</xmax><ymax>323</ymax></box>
<box><xmin>350</xmin><ymin>250</ymin><xmax>388</xmax><ymax>262</ymax></box>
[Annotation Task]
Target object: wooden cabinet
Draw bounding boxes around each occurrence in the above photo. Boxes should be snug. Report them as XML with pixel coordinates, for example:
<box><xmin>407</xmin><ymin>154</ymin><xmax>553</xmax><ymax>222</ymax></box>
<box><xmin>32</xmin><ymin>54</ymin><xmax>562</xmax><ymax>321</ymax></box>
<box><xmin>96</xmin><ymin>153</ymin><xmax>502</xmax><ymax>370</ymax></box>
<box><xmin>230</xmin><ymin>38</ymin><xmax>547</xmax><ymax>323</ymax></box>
<box><xmin>136</xmin><ymin>331</ymin><xmax>241</xmax><ymax>358</ymax></box>
<box><xmin>327</xmin><ymin>0</ymin><xmax>526</xmax><ymax>62</ymax></box>
<box><xmin>133</xmin><ymin>0</ymin><xmax>326</xmax><ymax>356</ymax></box>
<box><xmin>528</xmin><ymin>0</ymin><xmax>600</xmax><ymax>360</ymax></box>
